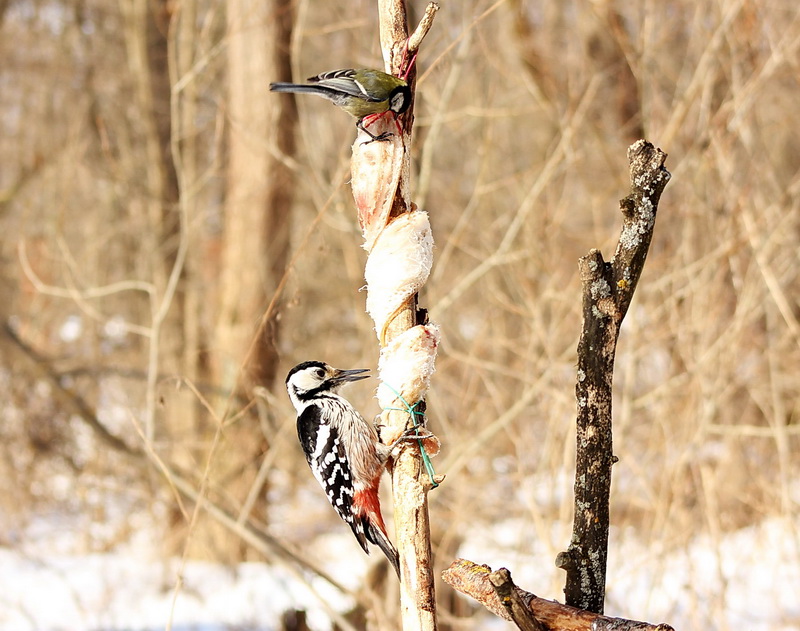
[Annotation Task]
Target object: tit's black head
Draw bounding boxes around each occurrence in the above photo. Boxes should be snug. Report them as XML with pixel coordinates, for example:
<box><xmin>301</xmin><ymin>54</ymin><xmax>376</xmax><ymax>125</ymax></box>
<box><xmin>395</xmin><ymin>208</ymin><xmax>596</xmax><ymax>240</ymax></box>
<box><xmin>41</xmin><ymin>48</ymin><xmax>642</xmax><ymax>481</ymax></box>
<box><xmin>389</xmin><ymin>85</ymin><xmax>412</xmax><ymax>115</ymax></box>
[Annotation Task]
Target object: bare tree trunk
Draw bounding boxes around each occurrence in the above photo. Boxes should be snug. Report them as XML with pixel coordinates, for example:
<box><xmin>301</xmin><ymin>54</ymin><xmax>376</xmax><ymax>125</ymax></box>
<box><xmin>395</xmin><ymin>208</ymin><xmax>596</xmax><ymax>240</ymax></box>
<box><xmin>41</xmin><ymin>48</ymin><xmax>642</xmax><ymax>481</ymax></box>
<box><xmin>120</xmin><ymin>0</ymin><xmax>209</xmax><ymax>555</ymax></box>
<box><xmin>207</xmin><ymin>0</ymin><xmax>296</xmax><ymax>559</ymax></box>
<box><xmin>173</xmin><ymin>0</ymin><xmax>202</xmax><ymax>434</ymax></box>
<box><xmin>216</xmin><ymin>0</ymin><xmax>295</xmax><ymax>397</ymax></box>
<box><xmin>120</xmin><ymin>0</ymin><xmax>180</xmax><ymax>442</ymax></box>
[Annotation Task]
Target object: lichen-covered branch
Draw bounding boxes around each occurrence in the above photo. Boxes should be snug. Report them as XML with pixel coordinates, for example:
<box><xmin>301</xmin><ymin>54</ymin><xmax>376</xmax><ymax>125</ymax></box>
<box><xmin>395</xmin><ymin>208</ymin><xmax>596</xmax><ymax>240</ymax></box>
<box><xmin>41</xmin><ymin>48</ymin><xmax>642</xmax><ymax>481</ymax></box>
<box><xmin>443</xmin><ymin>559</ymin><xmax>674</xmax><ymax>631</ymax></box>
<box><xmin>555</xmin><ymin>141</ymin><xmax>670</xmax><ymax>612</ymax></box>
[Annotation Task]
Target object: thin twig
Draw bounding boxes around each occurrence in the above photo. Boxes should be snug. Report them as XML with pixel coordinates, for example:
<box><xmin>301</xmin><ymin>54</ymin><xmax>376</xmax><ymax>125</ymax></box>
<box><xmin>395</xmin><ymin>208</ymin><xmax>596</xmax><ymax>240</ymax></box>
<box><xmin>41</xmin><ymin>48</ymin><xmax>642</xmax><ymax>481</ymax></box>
<box><xmin>433</xmin><ymin>75</ymin><xmax>601</xmax><ymax>318</ymax></box>
<box><xmin>147</xmin><ymin>453</ymin><xmax>362</xmax><ymax>631</ymax></box>
<box><xmin>17</xmin><ymin>240</ymin><xmax>154</xmax><ymax>338</ymax></box>
<box><xmin>417</xmin><ymin>0</ymin><xmax>506</xmax><ymax>84</ymax></box>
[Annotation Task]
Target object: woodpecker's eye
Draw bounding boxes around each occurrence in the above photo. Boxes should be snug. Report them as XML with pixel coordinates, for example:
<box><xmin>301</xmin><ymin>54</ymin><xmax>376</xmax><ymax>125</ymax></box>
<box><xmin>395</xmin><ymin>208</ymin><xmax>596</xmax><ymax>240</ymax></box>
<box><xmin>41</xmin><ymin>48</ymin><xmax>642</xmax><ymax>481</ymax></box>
<box><xmin>314</xmin><ymin>368</ymin><xmax>326</xmax><ymax>379</ymax></box>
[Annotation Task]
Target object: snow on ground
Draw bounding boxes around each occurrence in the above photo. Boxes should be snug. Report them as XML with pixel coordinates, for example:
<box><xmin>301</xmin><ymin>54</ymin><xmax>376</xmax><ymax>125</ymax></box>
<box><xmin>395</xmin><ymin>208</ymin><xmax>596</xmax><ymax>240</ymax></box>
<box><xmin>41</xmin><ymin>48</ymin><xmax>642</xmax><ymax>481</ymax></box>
<box><xmin>609</xmin><ymin>518</ymin><xmax>800</xmax><ymax>630</ymax></box>
<box><xmin>1</xmin><ymin>516</ymin><xmax>798</xmax><ymax>630</ymax></box>
<box><xmin>0</xmin><ymin>548</ymin><xmax>353</xmax><ymax>631</ymax></box>
<box><xmin>460</xmin><ymin>516</ymin><xmax>800</xmax><ymax>631</ymax></box>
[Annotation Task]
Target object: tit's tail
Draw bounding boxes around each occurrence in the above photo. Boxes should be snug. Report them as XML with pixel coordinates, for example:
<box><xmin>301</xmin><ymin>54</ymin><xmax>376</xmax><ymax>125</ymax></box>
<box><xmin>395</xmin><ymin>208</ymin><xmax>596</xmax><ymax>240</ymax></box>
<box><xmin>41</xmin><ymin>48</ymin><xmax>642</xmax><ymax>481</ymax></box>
<box><xmin>269</xmin><ymin>82</ymin><xmax>334</xmax><ymax>97</ymax></box>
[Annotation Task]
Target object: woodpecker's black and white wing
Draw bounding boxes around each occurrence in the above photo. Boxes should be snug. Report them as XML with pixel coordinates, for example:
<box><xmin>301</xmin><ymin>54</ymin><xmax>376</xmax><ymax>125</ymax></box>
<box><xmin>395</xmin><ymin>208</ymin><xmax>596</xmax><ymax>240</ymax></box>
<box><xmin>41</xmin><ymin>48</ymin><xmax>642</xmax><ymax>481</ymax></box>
<box><xmin>296</xmin><ymin>404</ymin><xmax>371</xmax><ymax>554</ymax></box>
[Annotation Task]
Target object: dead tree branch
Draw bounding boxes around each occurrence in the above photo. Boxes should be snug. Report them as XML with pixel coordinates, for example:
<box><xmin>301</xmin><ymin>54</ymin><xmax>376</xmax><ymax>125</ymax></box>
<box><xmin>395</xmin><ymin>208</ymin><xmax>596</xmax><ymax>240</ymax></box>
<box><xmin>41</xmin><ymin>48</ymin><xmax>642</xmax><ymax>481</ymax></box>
<box><xmin>554</xmin><ymin>140</ymin><xmax>670</xmax><ymax>612</ymax></box>
<box><xmin>488</xmin><ymin>567</ymin><xmax>547</xmax><ymax>631</ymax></box>
<box><xmin>443</xmin><ymin>559</ymin><xmax>674</xmax><ymax>631</ymax></box>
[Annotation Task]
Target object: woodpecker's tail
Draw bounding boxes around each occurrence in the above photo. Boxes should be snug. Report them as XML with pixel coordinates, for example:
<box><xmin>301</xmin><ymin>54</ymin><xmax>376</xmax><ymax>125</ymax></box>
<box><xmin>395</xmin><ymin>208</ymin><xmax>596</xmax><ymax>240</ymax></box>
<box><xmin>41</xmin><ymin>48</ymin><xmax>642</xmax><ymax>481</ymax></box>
<box><xmin>348</xmin><ymin>515</ymin><xmax>400</xmax><ymax>578</ymax></box>
<box><xmin>351</xmin><ymin>488</ymin><xmax>401</xmax><ymax>578</ymax></box>
<box><xmin>366</xmin><ymin>521</ymin><xmax>401</xmax><ymax>578</ymax></box>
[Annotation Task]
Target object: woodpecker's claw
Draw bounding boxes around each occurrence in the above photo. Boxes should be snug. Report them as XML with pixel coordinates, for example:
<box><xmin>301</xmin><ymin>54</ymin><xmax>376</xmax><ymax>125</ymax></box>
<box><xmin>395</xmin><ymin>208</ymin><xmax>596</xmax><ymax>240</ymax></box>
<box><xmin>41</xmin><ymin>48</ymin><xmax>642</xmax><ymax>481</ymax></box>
<box><xmin>401</xmin><ymin>426</ymin><xmax>434</xmax><ymax>441</ymax></box>
<box><xmin>387</xmin><ymin>426</ymin><xmax>439</xmax><ymax>458</ymax></box>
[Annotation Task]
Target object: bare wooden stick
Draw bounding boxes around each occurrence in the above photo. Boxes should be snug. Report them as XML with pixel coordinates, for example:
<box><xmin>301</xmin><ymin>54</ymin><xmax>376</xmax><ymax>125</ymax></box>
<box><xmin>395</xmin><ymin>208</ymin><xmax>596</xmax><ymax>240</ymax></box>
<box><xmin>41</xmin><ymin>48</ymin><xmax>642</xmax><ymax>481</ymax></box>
<box><xmin>443</xmin><ymin>559</ymin><xmax>675</xmax><ymax>631</ymax></box>
<box><xmin>378</xmin><ymin>0</ymin><xmax>438</xmax><ymax>72</ymax></box>
<box><xmin>408</xmin><ymin>3</ymin><xmax>440</xmax><ymax>54</ymax></box>
<box><xmin>368</xmin><ymin>3</ymin><xmax>439</xmax><ymax>631</ymax></box>
<box><xmin>555</xmin><ymin>141</ymin><xmax>670</xmax><ymax>612</ymax></box>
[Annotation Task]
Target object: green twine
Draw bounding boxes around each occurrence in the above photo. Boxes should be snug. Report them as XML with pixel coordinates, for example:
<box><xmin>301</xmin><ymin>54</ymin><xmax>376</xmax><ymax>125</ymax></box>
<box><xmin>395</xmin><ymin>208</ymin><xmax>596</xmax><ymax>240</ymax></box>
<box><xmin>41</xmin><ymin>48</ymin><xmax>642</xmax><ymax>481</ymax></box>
<box><xmin>382</xmin><ymin>382</ymin><xmax>439</xmax><ymax>489</ymax></box>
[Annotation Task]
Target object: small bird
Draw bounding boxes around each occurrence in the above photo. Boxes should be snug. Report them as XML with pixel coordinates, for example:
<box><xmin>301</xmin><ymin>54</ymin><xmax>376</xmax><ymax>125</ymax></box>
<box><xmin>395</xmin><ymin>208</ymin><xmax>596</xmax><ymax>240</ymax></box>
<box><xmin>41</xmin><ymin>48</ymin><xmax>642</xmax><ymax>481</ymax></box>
<box><xmin>285</xmin><ymin>360</ymin><xmax>400</xmax><ymax>576</ymax></box>
<box><xmin>270</xmin><ymin>69</ymin><xmax>411</xmax><ymax>142</ymax></box>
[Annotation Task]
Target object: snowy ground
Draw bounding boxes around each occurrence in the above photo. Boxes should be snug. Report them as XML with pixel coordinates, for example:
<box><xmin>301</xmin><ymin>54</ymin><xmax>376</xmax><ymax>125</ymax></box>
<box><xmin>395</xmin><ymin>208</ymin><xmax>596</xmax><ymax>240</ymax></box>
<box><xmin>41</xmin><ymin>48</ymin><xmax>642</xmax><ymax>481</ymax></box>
<box><xmin>0</xmin><ymin>549</ymin><xmax>351</xmax><ymax>631</ymax></box>
<box><xmin>2</xmin><ymin>515</ymin><xmax>798</xmax><ymax>630</ymax></box>
<box><xmin>463</xmin><ymin>516</ymin><xmax>800</xmax><ymax>631</ymax></box>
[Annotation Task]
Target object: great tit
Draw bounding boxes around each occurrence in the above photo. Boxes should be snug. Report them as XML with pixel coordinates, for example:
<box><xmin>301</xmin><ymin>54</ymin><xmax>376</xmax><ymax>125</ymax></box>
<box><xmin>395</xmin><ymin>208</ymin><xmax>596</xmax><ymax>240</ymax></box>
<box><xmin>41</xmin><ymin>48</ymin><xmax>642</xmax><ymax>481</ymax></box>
<box><xmin>269</xmin><ymin>69</ymin><xmax>411</xmax><ymax>142</ymax></box>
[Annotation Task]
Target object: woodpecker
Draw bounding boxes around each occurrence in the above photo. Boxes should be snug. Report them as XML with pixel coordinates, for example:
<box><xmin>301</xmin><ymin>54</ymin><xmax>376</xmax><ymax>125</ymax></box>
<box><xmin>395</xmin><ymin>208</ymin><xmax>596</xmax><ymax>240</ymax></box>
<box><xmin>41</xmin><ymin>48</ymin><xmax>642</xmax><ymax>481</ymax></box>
<box><xmin>286</xmin><ymin>360</ymin><xmax>400</xmax><ymax>577</ymax></box>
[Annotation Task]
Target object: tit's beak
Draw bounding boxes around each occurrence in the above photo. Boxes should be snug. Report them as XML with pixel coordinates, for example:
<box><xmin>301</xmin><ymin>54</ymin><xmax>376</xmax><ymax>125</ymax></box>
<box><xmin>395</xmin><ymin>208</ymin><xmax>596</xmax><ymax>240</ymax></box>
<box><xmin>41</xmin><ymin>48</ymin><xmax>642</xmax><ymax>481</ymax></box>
<box><xmin>332</xmin><ymin>367</ymin><xmax>370</xmax><ymax>385</ymax></box>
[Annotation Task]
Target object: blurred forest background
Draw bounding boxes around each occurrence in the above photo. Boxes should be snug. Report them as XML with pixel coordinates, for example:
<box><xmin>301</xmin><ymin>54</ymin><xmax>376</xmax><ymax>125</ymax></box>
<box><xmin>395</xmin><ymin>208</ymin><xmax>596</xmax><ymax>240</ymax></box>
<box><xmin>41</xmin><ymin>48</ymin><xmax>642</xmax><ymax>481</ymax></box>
<box><xmin>2</xmin><ymin>0</ymin><xmax>799</xmax><ymax>628</ymax></box>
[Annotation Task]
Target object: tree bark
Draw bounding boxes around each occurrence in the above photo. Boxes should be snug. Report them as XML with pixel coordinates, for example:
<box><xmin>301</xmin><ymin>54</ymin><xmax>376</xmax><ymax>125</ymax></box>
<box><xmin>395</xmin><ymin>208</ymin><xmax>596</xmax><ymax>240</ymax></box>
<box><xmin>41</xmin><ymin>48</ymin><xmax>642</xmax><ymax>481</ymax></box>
<box><xmin>120</xmin><ymin>0</ymin><xmax>183</xmax><ymax>446</ymax></box>
<box><xmin>555</xmin><ymin>141</ymin><xmax>670</xmax><ymax>612</ymax></box>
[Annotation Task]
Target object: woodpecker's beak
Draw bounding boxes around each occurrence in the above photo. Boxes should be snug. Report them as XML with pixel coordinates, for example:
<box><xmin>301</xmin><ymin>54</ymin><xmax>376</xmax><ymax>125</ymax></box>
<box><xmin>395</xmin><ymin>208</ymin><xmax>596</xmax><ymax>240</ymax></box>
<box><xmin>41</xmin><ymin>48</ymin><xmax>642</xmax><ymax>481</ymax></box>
<box><xmin>331</xmin><ymin>368</ymin><xmax>370</xmax><ymax>386</ymax></box>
